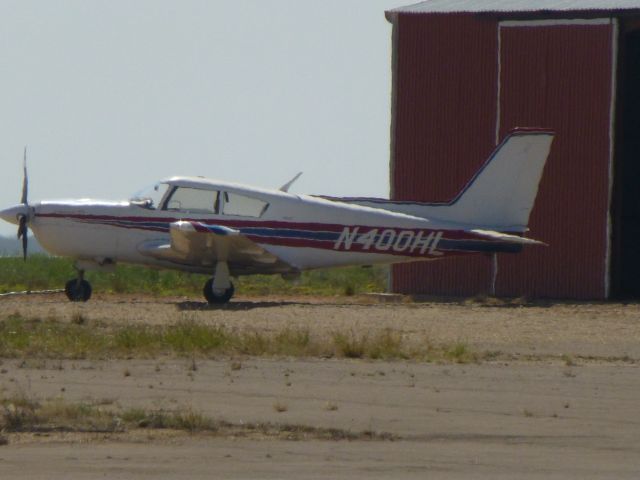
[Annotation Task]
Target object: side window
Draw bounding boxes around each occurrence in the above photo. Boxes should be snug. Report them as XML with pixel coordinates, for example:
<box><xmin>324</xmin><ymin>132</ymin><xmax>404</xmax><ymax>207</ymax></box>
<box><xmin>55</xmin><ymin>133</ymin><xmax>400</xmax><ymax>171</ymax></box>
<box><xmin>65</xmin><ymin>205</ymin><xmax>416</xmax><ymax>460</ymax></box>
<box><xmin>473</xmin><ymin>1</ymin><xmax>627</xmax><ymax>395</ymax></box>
<box><xmin>223</xmin><ymin>192</ymin><xmax>269</xmax><ymax>218</ymax></box>
<box><xmin>164</xmin><ymin>187</ymin><xmax>220</xmax><ymax>214</ymax></box>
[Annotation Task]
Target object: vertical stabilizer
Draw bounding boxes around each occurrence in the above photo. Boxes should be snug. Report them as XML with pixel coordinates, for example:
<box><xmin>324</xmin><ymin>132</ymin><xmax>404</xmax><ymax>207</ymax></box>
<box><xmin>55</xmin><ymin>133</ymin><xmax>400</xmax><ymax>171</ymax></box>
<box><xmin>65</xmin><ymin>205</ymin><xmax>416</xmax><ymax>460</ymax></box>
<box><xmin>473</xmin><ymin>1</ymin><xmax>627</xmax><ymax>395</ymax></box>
<box><xmin>439</xmin><ymin>128</ymin><xmax>554</xmax><ymax>230</ymax></box>
<box><xmin>331</xmin><ymin>129</ymin><xmax>555</xmax><ymax>232</ymax></box>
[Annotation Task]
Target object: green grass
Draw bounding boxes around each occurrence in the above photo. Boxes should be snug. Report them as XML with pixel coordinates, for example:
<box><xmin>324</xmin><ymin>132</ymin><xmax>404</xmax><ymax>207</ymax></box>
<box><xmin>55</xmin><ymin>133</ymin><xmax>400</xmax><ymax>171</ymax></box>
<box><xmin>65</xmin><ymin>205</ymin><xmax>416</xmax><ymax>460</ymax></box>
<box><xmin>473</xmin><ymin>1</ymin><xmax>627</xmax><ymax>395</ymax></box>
<box><xmin>444</xmin><ymin>342</ymin><xmax>477</xmax><ymax>363</ymax></box>
<box><xmin>0</xmin><ymin>315</ymin><xmax>330</xmax><ymax>359</ymax></box>
<box><xmin>0</xmin><ymin>255</ymin><xmax>388</xmax><ymax>297</ymax></box>
<box><xmin>0</xmin><ymin>314</ymin><xmax>477</xmax><ymax>362</ymax></box>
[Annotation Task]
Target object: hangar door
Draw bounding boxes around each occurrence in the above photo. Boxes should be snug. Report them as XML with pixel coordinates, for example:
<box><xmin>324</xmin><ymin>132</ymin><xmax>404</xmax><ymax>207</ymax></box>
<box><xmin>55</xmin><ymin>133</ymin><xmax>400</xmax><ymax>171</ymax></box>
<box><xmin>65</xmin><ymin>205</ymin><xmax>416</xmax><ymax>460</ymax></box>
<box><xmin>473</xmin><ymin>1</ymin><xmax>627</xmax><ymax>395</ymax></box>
<box><xmin>497</xmin><ymin>20</ymin><xmax>615</xmax><ymax>298</ymax></box>
<box><xmin>611</xmin><ymin>25</ymin><xmax>640</xmax><ymax>298</ymax></box>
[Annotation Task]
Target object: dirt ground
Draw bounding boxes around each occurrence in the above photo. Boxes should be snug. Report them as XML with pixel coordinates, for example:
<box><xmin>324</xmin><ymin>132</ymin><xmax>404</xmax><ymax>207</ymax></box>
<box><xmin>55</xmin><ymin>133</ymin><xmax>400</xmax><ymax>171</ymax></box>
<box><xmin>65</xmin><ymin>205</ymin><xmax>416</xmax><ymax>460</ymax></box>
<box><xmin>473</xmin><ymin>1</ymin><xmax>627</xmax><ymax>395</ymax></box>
<box><xmin>1</xmin><ymin>294</ymin><xmax>640</xmax><ymax>478</ymax></box>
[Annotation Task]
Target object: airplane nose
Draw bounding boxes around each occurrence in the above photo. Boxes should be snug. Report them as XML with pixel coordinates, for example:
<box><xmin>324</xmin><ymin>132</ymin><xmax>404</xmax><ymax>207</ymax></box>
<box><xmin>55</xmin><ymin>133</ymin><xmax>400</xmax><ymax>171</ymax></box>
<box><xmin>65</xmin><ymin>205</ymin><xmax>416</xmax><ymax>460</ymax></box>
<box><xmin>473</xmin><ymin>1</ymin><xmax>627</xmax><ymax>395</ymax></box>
<box><xmin>0</xmin><ymin>204</ymin><xmax>29</xmax><ymax>226</ymax></box>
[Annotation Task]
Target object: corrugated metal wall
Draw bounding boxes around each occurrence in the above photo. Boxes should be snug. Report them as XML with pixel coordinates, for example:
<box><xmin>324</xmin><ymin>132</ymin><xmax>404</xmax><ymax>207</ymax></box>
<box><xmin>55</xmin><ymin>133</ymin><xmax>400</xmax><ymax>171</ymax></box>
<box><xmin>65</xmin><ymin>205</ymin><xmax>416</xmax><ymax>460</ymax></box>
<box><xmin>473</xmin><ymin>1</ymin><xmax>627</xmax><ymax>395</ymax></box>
<box><xmin>391</xmin><ymin>14</ymin><xmax>614</xmax><ymax>299</ymax></box>
<box><xmin>497</xmin><ymin>23</ymin><xmax>614</xmax><ymax>298</ymax></box>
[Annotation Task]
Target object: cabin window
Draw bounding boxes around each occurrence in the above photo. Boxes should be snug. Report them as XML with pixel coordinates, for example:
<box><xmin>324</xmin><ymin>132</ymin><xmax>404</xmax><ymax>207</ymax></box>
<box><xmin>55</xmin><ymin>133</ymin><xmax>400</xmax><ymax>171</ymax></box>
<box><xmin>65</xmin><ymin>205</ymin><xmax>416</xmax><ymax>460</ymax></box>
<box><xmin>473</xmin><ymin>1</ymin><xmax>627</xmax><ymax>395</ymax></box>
<box><xmin>222</xmin><ymin>192</ymin><xmax>268</xmax><ymax>218</ymax></box>
<box><xmin>164</xmin><ymin>187</ymin><xmax>220</xmax><ymax>214</ymax></box>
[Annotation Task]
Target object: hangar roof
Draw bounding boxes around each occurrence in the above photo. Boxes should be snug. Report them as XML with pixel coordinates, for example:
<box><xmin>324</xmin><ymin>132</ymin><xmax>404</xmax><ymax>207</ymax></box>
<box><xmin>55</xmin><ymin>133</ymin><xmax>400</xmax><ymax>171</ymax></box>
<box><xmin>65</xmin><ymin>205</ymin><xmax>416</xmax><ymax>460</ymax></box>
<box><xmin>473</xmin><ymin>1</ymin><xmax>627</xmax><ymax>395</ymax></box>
<box><xmin>388</xmin><ymin>0</ymin><xmax>640</xmax><ymax>14</ymax></box>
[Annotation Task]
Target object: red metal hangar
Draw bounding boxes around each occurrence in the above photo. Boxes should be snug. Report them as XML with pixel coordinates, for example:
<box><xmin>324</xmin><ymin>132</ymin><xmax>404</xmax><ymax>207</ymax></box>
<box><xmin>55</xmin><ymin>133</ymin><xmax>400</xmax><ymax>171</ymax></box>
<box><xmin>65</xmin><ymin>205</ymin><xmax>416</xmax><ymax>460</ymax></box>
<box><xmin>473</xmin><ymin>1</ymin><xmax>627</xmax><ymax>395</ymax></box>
<box><xmin>385</xmin><ymin>1</ymin><xmax>640</xmax><ymax>300</ymax></box>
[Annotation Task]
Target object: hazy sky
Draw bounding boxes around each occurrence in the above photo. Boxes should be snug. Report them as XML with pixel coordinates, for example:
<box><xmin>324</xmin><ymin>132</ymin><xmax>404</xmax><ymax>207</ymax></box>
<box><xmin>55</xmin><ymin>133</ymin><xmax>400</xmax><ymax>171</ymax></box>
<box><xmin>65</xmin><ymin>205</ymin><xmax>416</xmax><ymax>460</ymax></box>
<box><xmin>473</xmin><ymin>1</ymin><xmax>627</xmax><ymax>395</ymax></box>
<box><xmin>0</xmin><ymin>0</ymin><xmax>409</xmax><ymax>236</ymax></box>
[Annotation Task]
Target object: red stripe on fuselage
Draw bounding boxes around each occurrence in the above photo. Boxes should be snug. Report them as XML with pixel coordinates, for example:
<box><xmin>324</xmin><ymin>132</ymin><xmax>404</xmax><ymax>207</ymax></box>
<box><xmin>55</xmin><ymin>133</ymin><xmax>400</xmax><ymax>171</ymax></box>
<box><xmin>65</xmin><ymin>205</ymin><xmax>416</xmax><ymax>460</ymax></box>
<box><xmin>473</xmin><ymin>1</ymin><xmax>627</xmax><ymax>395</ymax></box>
<box><xmin>36</xmin><ymin>212</ymin><xmax>477</xmax><ymax>239</ymax></box>
<box><xmin>34</xmin><ymin>212</ymin><xmax>486</xmax><ymax>258</ymax></box>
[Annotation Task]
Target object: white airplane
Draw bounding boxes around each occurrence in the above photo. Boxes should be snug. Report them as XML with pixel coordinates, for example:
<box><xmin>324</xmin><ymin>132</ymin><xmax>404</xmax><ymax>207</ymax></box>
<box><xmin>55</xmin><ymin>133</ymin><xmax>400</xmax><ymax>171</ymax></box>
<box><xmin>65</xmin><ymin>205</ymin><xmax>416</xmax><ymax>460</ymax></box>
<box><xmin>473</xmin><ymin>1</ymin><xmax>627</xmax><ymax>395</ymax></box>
<box><xmin>0</xmin><ymin>128</ymin><xmax>553</xmax><ymax>304</ymax></box>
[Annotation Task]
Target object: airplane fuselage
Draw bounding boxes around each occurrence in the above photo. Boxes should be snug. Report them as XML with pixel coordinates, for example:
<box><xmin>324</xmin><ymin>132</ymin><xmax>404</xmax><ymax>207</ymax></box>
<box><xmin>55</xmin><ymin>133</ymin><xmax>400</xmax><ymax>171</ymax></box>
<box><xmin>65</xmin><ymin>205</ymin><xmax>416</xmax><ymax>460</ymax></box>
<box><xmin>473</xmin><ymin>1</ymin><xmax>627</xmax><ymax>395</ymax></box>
<box><xmin>26</xmin><ymin>180</ymin><xmax>520</xmax><ymax>277</ymax></box>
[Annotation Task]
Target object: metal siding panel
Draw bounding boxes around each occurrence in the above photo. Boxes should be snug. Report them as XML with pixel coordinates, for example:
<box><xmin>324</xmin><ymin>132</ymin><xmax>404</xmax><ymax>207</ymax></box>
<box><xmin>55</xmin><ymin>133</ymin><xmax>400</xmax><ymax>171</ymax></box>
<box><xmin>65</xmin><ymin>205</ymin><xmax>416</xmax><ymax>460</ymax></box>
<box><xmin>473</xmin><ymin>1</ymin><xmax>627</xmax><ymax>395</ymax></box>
<box><xmin>389</xmin><ymin>0</ymin><xmax>640</xmax><ymax>14</ymax></box>
<box><xmin>497</xmin><ymin>24</ymin><xmax>613</xmax><ymax>299</ymax></box>
<box><xmin>391</xmin><ymin>14</ymin><xmax>499</xmax><ymax>296</ymax></box>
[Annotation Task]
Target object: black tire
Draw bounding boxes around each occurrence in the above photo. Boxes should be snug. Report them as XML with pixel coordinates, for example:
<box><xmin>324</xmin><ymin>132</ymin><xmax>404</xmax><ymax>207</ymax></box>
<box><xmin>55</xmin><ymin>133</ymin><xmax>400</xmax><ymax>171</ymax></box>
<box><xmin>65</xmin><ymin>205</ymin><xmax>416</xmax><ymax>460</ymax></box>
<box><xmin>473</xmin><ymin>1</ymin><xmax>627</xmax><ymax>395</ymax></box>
<box><xmin>65</xmin><ymin>279</ymin><xmax>92</xmax><ymax>302</ymax></box>
<box><xmin>203</xmin><ymin>278</ymin><xmax>234</xmax><ymax>304</ymax></box>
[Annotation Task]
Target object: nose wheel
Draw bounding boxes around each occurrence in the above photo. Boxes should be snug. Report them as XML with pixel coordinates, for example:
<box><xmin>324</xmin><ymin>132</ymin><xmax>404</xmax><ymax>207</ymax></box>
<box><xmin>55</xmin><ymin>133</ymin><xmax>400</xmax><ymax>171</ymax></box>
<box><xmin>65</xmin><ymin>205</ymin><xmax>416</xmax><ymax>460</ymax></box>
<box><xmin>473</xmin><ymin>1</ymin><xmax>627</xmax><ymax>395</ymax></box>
<box><xmin>65</xmin><ymin>278</ymin><xmax>92</xmax><ymax>302</ymax></box>
<box><xmin>65</xmin><ymin>270</ymin><xmax>92</xmax><ymax>302</ymax></box>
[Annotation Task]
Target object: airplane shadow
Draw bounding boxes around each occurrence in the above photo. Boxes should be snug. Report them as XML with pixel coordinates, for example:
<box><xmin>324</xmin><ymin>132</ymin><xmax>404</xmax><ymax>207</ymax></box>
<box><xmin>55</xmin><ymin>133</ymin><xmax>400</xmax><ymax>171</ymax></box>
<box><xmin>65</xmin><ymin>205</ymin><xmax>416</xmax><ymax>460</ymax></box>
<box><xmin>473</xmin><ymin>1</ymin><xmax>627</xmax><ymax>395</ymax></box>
<box><xmin>175</xmin><ymin>300</ymin><xmax>304</xmax><ymax>311</ymax></box>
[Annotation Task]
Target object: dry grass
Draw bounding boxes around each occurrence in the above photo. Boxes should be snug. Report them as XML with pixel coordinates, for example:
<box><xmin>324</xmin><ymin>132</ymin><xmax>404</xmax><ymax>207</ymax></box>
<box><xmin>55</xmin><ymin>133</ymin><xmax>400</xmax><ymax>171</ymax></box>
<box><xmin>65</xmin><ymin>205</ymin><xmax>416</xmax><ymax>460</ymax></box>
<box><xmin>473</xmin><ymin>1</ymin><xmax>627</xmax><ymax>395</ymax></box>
<box><xmin>562</xmin><ymin>354</ymin><xmax>577</xmax><ymax>367</ymax></box>
<box><xmin>273</xmin><ymin>401</ymin><xmax>288</xmax><ymax>413</ymax></box>
<box><xmin>324</xmin><ymin>401</ymin><xmax>339</xmax><ymax>411</ymax></box>
<box><xmin>0</xmin><ymin>394</ymin><xmax>395</xmax><ymax>442</ymax></box>
<box><xmin>332</xmin><ymin>329</ymin><xmax>407</xmax><ymax>360</ymax></box>
<box><xmin>121</xmin><ymin>407</ymin><xmax>216</xmax><ymax>432</ymax></box>
<box><xmin>0</xmin><ymin>394</ymin><xmax>118</xmax><ymax>433</ymax></box>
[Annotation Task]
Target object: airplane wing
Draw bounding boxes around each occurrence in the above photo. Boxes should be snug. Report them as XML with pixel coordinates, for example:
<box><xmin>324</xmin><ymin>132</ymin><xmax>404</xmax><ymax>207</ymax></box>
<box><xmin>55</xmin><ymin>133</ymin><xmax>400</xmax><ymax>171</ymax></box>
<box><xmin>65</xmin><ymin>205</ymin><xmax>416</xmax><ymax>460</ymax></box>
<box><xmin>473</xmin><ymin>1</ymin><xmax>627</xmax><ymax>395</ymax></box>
<box><xmin>467</xmin><ymin>229</ymin><xmax>547</xmax><ymax>246</ymax></box>
<box><xmin>138</xmin><ymin>220</ymin><xmax>292</xmax><ymax>274</ymax></box>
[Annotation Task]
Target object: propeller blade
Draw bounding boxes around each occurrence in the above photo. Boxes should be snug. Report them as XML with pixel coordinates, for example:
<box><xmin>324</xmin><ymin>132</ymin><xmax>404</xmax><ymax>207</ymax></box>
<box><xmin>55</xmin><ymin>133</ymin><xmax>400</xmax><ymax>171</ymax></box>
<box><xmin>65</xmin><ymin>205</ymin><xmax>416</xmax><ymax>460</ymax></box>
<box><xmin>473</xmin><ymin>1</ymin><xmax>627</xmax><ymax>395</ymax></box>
<box><xmin>17</xmin><ymin>215</ymin><xmax>28</xmax><ymax>261</ymax></box>
<box><xmin>21</xmin><ymin>146</ymin><xmax>28</xmax><ymax>206</ymax></box>
<box><xmin>14</xmin><ymin>148</ymin><xmax>31</xmax><ymax>261</ymax></box>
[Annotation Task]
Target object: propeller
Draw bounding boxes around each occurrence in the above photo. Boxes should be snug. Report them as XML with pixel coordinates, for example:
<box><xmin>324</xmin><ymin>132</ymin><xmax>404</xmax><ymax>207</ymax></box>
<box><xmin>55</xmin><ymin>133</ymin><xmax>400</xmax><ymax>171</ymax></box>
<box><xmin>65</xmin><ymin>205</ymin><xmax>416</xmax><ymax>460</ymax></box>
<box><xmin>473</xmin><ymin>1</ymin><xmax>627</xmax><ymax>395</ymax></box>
<box><xmin>16</xmin><ymin>147</ymin><xmax>29</xmax><ymax>261</ymax></box>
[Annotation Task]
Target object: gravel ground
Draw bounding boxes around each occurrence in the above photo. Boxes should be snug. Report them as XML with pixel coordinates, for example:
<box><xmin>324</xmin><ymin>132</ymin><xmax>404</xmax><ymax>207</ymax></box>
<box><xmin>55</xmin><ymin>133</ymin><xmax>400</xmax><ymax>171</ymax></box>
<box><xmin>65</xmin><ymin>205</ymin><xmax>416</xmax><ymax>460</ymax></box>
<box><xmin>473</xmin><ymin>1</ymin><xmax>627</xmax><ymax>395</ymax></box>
<box><xmin>1</xmin><ymin>294</ymin><xmax>639</xmax><ymax>479</ymax></box>
<box><xmin>2</xmin><ymin>293</ymin><xmax>640</xmax><ymax>360</ymax></box>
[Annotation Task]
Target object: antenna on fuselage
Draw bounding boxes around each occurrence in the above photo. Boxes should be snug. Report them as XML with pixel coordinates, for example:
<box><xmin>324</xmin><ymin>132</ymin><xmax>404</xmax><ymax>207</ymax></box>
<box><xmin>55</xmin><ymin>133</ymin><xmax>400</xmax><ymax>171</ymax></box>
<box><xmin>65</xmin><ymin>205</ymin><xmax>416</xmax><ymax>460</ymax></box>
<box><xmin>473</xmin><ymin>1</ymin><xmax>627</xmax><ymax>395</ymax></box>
<box><xmin>279</xmin><ymin>172</ymin><xmax>303</xmax><ymax>193</ymax></box>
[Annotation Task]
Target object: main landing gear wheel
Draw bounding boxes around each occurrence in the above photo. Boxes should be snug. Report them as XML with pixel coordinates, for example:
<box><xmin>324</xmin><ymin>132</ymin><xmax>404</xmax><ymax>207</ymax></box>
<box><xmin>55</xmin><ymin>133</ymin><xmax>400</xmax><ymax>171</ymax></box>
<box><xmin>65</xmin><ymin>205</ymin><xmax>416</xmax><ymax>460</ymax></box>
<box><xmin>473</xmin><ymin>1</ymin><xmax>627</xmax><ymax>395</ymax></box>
<box><xmin>65</xmin><ymin>278</ymin><xmax>92</xmax><ymax>302</ymax></box>
<box><xmin>203</xmin><ymin>278</ymin><xmax>234</xmax><ymax>305</ymax></box>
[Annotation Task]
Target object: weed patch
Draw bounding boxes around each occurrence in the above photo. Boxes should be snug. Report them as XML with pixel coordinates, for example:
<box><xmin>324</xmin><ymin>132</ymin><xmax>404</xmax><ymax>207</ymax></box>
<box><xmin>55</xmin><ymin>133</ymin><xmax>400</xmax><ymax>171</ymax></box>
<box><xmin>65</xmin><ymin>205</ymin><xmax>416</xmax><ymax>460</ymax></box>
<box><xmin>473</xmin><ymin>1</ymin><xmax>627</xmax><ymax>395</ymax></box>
<box><xmin>0</xmin><ymin>395</ymin><xmax>117</xmax><ymax>432</ymax></box>
<box><xmin>332</xmin><ymin>331</ymin><xmax>367</xmax><ymax>359</ymax></box>
<box><xmin>0</xmin><ymin>395</ymin><xmax>396</xmax><ymax>441</ymax></box>
<box><xmin>443</xmin><ymin>342</ymin><xmax>476</xmax><ymax>364</ymax></box>
<box><xmin>121</xmin><ymin>407</ymin><xmax>217</xmax><ymax>432</ymax></box>
<box><xmin>332</xmin><ymin>330</ymin><xmax>407</xmax><ymax>360</ymax></box>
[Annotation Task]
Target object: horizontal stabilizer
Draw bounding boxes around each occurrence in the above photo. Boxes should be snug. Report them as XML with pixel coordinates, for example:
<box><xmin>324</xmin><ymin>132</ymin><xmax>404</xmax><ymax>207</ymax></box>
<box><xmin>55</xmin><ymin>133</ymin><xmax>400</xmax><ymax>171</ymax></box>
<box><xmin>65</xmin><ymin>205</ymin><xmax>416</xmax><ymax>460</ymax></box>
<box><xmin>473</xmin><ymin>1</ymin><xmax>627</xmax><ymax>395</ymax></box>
<box><xmin>468</xmin><ymin>229</ymin><xmax>547</xmax><ymax>246</ymax></box>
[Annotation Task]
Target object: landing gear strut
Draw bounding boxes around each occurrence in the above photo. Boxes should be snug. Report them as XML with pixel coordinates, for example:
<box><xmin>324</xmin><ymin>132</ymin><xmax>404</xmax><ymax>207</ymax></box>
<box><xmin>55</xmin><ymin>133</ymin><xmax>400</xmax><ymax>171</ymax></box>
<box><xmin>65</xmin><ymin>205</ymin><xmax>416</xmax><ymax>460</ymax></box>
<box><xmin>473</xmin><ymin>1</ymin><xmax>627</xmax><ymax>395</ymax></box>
<box><xmin>203</xmin><ymin>261</ymin><xmax>234</xmax><ymax>304</ymax></box>
<box><xmin>65</xmin><ymin>270</ymin><xmax>92</xmax><ymax>302</ymax></box>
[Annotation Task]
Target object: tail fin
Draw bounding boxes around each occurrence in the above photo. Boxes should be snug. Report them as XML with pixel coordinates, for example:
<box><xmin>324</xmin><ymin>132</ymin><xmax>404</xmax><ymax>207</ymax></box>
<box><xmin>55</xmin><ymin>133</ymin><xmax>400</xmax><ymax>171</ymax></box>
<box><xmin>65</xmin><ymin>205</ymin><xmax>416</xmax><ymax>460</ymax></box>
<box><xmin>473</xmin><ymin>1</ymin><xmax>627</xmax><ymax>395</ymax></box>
<box><xmin>439</xmin><ymin>128</ymin><xmax>554</xmax><ymax>231</ymax></box>
<box><xmin>322</xmin><ymin>129</ymin><xmax>554</xmax><ymax>232</ymax></box>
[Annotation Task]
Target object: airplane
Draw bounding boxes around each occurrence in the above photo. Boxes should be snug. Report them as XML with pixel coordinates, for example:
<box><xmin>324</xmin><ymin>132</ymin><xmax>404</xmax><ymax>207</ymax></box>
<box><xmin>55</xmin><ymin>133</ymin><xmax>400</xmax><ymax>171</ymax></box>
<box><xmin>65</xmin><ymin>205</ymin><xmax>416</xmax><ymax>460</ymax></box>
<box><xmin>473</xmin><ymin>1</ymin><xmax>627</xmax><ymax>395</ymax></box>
<box><xmin>0</xmin><ymin>128</ymin><xmax>554</xmax><ymax>304</ymax></box>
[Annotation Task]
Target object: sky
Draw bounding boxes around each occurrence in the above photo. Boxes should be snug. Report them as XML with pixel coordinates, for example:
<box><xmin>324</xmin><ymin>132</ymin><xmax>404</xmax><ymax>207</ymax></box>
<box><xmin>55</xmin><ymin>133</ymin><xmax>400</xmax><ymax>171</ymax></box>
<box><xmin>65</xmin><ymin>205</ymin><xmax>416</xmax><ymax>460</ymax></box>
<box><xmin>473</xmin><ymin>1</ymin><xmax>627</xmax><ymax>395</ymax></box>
<box><xmin>0</xmin><ymin>0</ymin><xmax>409</xmax><ymax>236</ymax></box>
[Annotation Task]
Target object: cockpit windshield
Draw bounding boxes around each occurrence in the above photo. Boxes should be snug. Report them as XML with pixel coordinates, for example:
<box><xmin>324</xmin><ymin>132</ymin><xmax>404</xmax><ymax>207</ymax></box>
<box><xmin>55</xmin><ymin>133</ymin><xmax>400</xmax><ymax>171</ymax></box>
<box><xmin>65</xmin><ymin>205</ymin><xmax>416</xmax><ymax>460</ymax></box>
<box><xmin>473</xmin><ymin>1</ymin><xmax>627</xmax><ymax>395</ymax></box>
<box><xmin>129</xmin><ymin>182</ymin><xmax>170</xmax><ymax>209</ymax></box>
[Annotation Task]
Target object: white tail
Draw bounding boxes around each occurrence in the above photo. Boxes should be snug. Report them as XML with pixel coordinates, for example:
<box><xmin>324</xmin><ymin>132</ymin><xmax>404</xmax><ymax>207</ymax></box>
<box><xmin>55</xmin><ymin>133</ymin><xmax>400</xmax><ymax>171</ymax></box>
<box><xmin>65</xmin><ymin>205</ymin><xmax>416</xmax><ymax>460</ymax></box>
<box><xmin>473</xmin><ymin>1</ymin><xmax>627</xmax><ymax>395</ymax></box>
<box><xmin>434</xmin><ymin>129</ymin><xmax>554</xmax><ymax>230</ymax></box>
<box><xmin>335</xmin><ymin>129</ymin><xmax>554</xmax><ymax>232</ymax></box>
